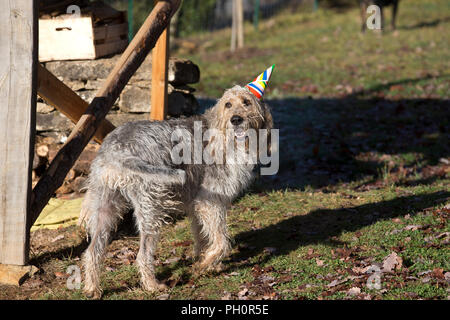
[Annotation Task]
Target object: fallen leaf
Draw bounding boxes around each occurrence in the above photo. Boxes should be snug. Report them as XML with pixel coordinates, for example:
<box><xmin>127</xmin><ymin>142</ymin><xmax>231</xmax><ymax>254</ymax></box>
<box><xmin>347</xmin><ymin>287</ymin><xmax>361</xmax><ymax>296</ymax></box>
<box><xmin>382</xmin><ymin>252</ymin><xmax>403</xmax><ymax>273</ymax></box>
<box><xmin>238</xmin><ymin>287</ymin><xmax>248</xmax><ymax>297</ymax></box>
<box><xmin>221</xmin><ymin>292</ymin><xmax>232</xmax><ymax>300</ymax></box>
<box><xmin>432</xmin><ymin>268</ymin><xmax>445</xmax><ymax>279</ymax></box>
<box><xmin>157</xmin><ymin>294</ymin><xmax>169</xmax><ymax>300</ymax></box>
<box><xmin>316</xmin><ymin>258</ymin><xmax>325</xmax><ymax>267</ymax></box>
<box><xmin>54</xmin><ymin>272</ymin><xmax>68</xmax><ymax>278</ymax></box>
<box><xmin>404</xmin><ymin>225</ymin><xmax>421</xmax><ymax>231</ymax></box>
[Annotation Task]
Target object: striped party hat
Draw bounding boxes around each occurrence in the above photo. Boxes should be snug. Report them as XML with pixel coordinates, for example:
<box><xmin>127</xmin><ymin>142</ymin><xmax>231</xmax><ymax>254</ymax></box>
<box><xmin>245</xmin><ymin>65</ymin><xmax>275</xmax><ymax>99</ymax></box>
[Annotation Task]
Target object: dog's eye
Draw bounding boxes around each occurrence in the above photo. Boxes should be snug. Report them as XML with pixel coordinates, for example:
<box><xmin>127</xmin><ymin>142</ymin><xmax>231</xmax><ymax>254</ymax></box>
<box><xmin>225</xmin><ymin>102</ymin><xmax>232</xmax><ymax>108</ymax></box>
<box><xmin>243</xmin><ymin>99</ymin><xmax>250</xmax><ymax>106</ymax></box>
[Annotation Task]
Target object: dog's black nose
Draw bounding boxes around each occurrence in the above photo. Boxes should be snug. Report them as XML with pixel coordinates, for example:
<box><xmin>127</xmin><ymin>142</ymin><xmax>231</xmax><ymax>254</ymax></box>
<box><xmin>230</xmin><ymin>115</ymin><xmax>243</xmax><ymax>126</ymax></box>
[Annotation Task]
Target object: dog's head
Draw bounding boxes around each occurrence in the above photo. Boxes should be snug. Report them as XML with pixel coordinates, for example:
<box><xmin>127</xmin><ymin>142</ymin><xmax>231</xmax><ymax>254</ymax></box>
<box><xmin>207</xmin><ymin>85</ymin><xmax>273</xmax><ymax>136</ymax></box>
<box><xmin>205</xmin><ymin>85</ymin><xmax>273</xmax><ymax>159</ymax></box>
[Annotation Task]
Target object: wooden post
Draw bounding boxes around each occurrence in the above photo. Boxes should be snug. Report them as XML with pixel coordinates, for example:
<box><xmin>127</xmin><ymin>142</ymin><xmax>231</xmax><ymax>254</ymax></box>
<box><xmin>236</xmin><ymin>0</ymin><xmax>244</xmax><ymax>49</ymax></box>
<box><xmin>29</xmin><ymin>0</ymin><xmax>181</xmax><ymax>228</ymax></box>
<box><xmin>150</xmin><ymin>0</ymin><xmax>170</xmax><ymax>121</ymax></box>
<box><xmin>231</xmin><ymin>0</ymin><xmax>237</xmax><ymax>51</ymax></box>
<box><xmin>231</xmin><ymin>0</ymin><xmax>244</xmax><ymax>52</ymax></box>
<box><xmin>0</xmin><ymin>0</ymin><xmax>37</xmax><ymax>265</ymax></box>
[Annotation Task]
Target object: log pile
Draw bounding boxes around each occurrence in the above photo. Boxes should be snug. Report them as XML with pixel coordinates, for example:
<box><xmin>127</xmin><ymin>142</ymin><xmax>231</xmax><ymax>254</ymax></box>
<box><xmin>32</xmin><ymin>136</ymin><xmax>100</xmax><ymax>196</ymax></box>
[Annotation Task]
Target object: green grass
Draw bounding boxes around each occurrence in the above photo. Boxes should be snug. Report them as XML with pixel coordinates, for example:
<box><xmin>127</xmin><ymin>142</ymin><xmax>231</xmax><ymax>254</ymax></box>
<box><xmin>175</xmin><ymin>0</ymin><xmax>450</xmax><ymax>99</ymax></box>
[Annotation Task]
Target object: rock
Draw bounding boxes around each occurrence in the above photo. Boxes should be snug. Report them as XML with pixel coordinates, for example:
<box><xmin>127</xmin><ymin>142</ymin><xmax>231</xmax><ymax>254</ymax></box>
<box><xmin>77</xmin><ymin>90</ymin><xmax>97</xmax><ymax>104</ymax></box>
<box><xmin>45</xmin><ymin>55</ymin><xmax>199</xmax><ymax>86</ymax></box>
<box><xmin>106</xmin><ymin>112</ymin><xmax>148</xmax><ymax>127</ymax></box>
<box><xmin>119</xmin><ymin>85</ymin><xmax>151</xmax><ymax>113</ymax></box>
<box><xmin>45</xmin><ymin>57</ymin><xmax>118</xmax><ymax>80</ymax></box>
<box><xmin>168</xmin><ymin>91</ymin><xmax>199</xmax><ymax>116</ymax></box>
<box><xmin>64</xmin><ymin>80</ymin><xmax>85</xmax><ymax>91</ymax></box>
<box><xmin>36</xmin><ymin>111</ymin><xmax>74</xmax><ymax>132</ymax></box>
<box><xmin>36</xmin><ymin>102</ymin><xmax>54</xmax><ymax>114</ymax></box>
<box><xmin>0</xmin><ymin>265</ymin><xmax>39</xmax><ymax>286</ymax></box>
<box><xmin>85</xmin><ymin>79</ymin><xmax>104</xmax><ymax>90</ymax></box>
<box><xmin>168</xmin><ymin>58</ymin><xmax>200</xmax><ymax>85</ymax></box>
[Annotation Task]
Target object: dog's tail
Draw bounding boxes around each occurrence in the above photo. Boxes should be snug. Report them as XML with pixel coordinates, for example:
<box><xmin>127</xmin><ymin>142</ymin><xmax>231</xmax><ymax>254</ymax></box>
<box><xmin>118</xmin><ymin>157</ymin><xmax>186</xmax><ymax>185</ymax></box>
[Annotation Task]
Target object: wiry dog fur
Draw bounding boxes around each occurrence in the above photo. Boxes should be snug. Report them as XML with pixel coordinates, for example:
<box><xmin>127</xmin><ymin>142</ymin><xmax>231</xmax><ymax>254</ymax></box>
<box><xmin>80</xmin><ymin>85</ymin><xmax>273</xmax><ymax>298</ymax></box>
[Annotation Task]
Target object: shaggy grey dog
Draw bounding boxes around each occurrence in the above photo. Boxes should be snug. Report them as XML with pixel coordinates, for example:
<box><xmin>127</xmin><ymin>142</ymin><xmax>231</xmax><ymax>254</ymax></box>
<box><xmin>80</xmin><ymin>85</ymin><xmax>273</xmax><ymax>298</ymax></box>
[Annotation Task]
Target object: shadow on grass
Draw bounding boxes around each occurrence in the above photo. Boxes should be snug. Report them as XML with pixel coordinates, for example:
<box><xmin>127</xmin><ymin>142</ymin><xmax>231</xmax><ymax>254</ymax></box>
<box><xmin>398</xmin><ymin>17</ymin><xmax>450</xmax><ymax>30</ymax></box>
<box><xmin>228</xmin><ymin>191</ymin><xmax>449</xmax><ymax>270</ymax></box>
<box><xmin>199</xmin><ymin>75</ymin><xmax>449</xmax><ymax>192</ymax></box>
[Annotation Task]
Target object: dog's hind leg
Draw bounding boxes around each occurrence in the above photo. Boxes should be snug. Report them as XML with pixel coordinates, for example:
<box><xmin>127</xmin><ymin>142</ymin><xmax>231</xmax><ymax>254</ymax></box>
<box><xmin>82</xmin><ymin>191</ymin><xmax>126</xmax><ymax>299</ymax></box>
<box><xmin>135</xmin><ymin>230</ymin><xmax>167</xmax><ymax>291</ymax></box>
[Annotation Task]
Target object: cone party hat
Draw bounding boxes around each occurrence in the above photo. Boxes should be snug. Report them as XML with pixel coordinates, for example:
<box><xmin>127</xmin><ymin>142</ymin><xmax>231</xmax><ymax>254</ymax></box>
<box><xmin>245</xmin><ymin>64</ymin><xmax>275</xmax><ymax>99</ymax></box>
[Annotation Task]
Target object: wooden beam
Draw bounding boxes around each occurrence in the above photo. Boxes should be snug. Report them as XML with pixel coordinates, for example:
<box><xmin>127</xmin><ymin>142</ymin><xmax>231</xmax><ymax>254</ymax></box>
<box><xmin>0</xmin><ymin>0</ymin><xmax>37</xmax><ymax>265</ymax></box>
<box><xmin>150</xmin><ymin>24</ymin><xmax>169</xmax><ymax>121</ymax></box>
<box><xmin>37</xmin><ymin>64</ymin><xmax>115</xmax><ymax>143</ymax></box>
<box><xmin>29</xmin><ymin>0</ymin><xmax>181</xmax><ymax>228</ymax></box>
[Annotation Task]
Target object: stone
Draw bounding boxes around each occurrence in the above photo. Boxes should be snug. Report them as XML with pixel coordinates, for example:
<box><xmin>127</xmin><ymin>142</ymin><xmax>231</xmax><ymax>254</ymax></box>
<box><xmin>168</xmin><ymin>91</ymin><xmax>199</xmax><ymax>116</ymax></box>
<box><xmin>106</xmin><ymin>112</ymin><xmax>148</xmax><ymax>127</ymax></box>
<box><xmin>36</xmin><ymin>111</ymin><xmax>74</xmax><ymax>132</ymax></box>
<box><xmin>77</xmin><ymin>90</ymin><xmax>97</xmax><ymax>104</ymax></box>
<box><xmin>36</xmin><ymin>102</ymin><xmax>54</xmax><ymax>114</ymax></box>
<box><xmin>119</xmin><ymin>85</ymin><xmax>151</xmax><ymax>113</ymax></box>
<box><xmin>85</xmin><ymin>79</ymin><xmax>104</xmax><ymax>90</ymax></box>
<box><xmin>64</xmin><ymin>80</ymin><xmax>85</xmax><ymax>91</ymax></box>
<box><xmin>45</xmin><ymin>56</ymin><xmax>118</xmax><ymax>81</ymax></box>
<box><xmin>0</xmin><ymin>264</ymin><xmax>39</xmax><ymax>286</ymax></box>
<box><xmin>45</xmin><ymin>55</ymin><xmax>200</xmax><ymax>86</ymax></box>
<box><xmin>168</xmin><ymin>58</ymin><xmax>200</xmax><ymax>85</ymax></box>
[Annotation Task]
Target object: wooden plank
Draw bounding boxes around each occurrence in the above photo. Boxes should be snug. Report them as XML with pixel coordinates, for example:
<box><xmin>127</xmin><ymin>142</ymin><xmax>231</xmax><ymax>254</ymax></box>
<box><xmin>30</xmin><ymin>0</ymin><xmax>181</xmax><ymax>228</ymax></box>
<box><xmin>93</xmin><ymin>23</ymin><xmax>128</xmax><ymax>41</ymax></box>
<box><xmin>0</xmin><ymin>0</ymin><xmax>37</xmax><ymax>265</ymax></box>
<box><xmin>37</xmin><ymin>64</ymin><xmax>115</xmax><ymax>144</ymax></box>
<box><xmin>94</xmin><ymin>38</ymin><xmax>128</xmax><ymax>57</ymax></box>
<box><xmin>150</xmin><ymin>24</ymin><xmax>169</xmax><ymax>121</ymax></box>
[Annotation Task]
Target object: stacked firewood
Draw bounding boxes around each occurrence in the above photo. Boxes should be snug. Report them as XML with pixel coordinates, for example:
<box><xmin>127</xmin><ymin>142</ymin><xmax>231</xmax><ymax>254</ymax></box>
<box><xmin>32</xmin><ymin>135</ymin><xmax>100</xmax><ymax>196</ymax></box>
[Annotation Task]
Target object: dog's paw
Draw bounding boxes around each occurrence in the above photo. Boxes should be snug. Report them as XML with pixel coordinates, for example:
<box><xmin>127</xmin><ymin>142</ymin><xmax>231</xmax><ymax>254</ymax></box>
<box><xmin>84</xmin><ymin>288</ymin><xmax>102</xmax><ymax>300</ymax></box>
<box><xmin>193</xmin><ymin>261</ymin><xmax>224</xmax><ymax>276</ymax></box>
<box><xmin>141</xmin><ymin>278</ymin><xmax>168</xmax><ymax>292</ymax></box>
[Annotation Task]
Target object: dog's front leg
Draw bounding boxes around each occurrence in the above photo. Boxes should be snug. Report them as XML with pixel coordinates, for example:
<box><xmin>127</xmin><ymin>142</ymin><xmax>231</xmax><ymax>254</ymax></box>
<box><xmin>192</xmin><ymin>199</ymin><xmax>231</xmax><ymax>272</ymax></box>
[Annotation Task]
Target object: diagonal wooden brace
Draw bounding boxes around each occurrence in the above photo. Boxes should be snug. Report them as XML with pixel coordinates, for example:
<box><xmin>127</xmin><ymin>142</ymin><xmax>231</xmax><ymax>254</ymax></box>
<box><xmin>37</xmin><ymin>63</ymin><xmax>115</xmax><ymax>143</ymax></box>
<box><xmin>29</xmin><ymin>0</ymin><xmax>181</xmax><ymax>229</ymax></box>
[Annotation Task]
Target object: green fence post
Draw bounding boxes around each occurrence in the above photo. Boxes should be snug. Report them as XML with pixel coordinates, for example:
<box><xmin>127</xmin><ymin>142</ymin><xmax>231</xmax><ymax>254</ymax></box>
<box><xmin>128</xmin><ymin>0</ymin><xmax>133</xmax><ymax>41</ymax></box>
<box><xmin>313</xmin><ymin>0</ymin><xmax>319</xmax><ymax>12</ymax></box>
<box><xmin>253</xmin><ymin>0</ymin><xmax>260</xmax><ymax>30</ymax></box>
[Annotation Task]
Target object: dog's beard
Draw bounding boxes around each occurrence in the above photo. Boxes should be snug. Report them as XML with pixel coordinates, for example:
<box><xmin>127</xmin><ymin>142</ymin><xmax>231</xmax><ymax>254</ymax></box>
<box><xmin>234</xmin><ymin>127</ymin><xmax>246</xmax><ymax>141</ymax></box>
